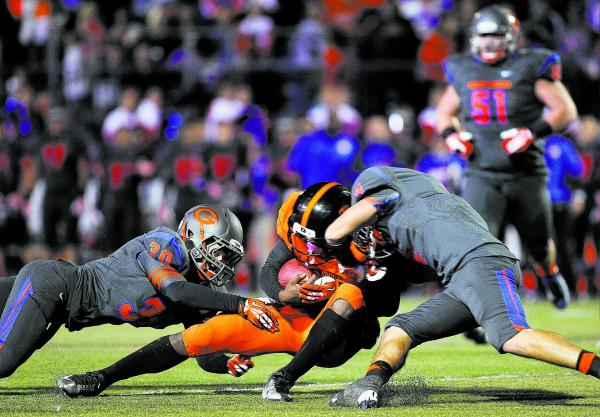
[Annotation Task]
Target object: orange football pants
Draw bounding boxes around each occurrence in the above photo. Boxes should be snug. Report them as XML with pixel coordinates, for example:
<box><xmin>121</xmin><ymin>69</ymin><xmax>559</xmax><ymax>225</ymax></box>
<box><xmin>182</xmin><ymin>283</ymin><xmax>363</xmax><ymax>357</ymax></box>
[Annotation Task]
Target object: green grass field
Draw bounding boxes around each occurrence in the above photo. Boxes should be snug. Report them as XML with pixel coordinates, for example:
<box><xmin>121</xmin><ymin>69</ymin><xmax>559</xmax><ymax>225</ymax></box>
<box><xmin>1</xmin><ymin>297</ymin><xmax>599</xmax><ymax>416</ymax></box>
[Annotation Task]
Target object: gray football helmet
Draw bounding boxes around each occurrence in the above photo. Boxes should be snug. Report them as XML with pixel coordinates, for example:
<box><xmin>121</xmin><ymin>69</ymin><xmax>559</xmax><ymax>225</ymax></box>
<box><xmin>470</xmin><ymin>5</ymin><xmax>518</xmax><ymax>64</ymax></box>
<box><xmin>178</xmin><ymin>204</ymin><xmax>244</xmax><ymax>286</ymax></box>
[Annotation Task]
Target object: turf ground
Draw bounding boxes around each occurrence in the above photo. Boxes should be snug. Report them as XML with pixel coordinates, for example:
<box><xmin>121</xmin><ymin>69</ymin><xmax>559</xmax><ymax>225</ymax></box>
<box><xmin>1</xmin><ymin>297</ymin><xmax>599</xmax><ymax>416</ymax></box>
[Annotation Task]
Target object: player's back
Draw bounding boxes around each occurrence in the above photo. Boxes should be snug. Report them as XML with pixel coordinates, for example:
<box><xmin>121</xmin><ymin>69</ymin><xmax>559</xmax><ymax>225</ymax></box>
<box><xmin>70</xmin><ymin>227</ymin><xmax>191</xmax><ymax>330</ymax></box>
<box><xmin>446</xmin><ymin>48</ymin><xmax>559</xmax><ymax>176</ymax></box>
<box><xmin>353</xmin><ymin>167</ymin><xmax>515</xmax><ymax>281</ymax></box>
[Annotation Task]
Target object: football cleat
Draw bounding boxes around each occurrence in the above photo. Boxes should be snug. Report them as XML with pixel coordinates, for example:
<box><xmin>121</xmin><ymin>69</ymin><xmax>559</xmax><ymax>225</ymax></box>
<box><xmin>329</xmin><ymin>375</ymin><xmax>382</xmax><ymax>408</ymax></box>
<box><xmin>541</xmin><ymin>273</ymin><xmax>570</xmax><ymax>309</ymax></box>
<box><xmin>262</xmin><ymin>371</ymin><xmax>293</xmax><ymax>402</ymax></box>
<box><xmin>58</xmin><ymin>371</ymin><xmax>106</xmax><ymax>398</ymax></box>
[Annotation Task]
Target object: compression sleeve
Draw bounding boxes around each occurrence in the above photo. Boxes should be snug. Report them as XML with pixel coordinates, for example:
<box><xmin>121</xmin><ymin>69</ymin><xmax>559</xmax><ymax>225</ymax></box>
<box><xmin>258</xmin><ymin>239</ymin><xmax>294</xmax><ymax>302</ymax></box>
<box><xmin>195</xmin><ymin>353</ymin><xmax>229</xmax><ymax>374</ymax></box>
<box><xmin>137</xmin><ymin>250</ymin><xmax>242</xmax><ymax>313</ymax></box>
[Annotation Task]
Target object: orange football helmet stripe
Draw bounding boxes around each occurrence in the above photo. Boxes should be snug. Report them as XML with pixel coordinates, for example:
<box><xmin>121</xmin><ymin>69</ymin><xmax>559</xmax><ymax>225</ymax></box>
<box><xmin>300</xmin><ymin>182</ymin><xmax>337</xmax><ymax>227</ymax></box>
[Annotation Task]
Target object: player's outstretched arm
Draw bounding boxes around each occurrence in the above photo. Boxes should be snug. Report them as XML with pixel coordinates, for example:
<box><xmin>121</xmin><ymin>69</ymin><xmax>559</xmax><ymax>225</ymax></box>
<box><xmin>138</xmin><ymin>251</ymin><xmax>279</xmax><ymax>333</ymax></box>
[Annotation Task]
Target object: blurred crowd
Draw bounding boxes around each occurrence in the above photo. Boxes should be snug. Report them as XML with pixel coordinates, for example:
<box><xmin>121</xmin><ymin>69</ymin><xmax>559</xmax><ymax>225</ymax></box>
<box><xmin>1</xmin><ymin>0</ymin><xmax>600</xmax><ymax>296</ymax></box>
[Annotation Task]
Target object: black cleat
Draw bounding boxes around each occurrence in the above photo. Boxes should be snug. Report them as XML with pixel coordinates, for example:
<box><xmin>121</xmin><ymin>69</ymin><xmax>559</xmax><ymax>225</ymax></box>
<box><xmin>329</xmin><ymin>375</ymin><xmax>382</xmax><ymax>408</ymax></box>
<box><xmin>262</xmin><ymin>371</ymin><xmax>294</xmax><ymax>402</ymax></box>
<box><xmin>58</xmin><ymin>371</ymin><xmax>106</xmax><ymax>398</ymax></box>
<box><xmin>541</xmin><ymin>273</ymin><xmax>570</xmax><ymax>309</ymax></box>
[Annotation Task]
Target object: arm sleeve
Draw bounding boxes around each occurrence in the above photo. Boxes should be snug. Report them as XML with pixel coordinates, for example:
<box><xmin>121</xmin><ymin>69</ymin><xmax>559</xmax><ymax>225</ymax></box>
<box><xmin>137</xmin><ymin>250</ymin><xmax>242</xmax><ymax>313</ymax></box>
<box><xmin>258</xmin><ymin>239</ymin><xmax>294</xmax><ymax>302</ymax></box>
<box><xmin>195</xmin><ymin>353</ymin><xmax>229</xmax><ymax>374</ymax></box>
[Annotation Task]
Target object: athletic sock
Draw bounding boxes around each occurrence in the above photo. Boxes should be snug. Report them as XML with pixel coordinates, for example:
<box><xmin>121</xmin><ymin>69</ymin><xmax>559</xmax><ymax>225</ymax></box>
<box><xmin>576</xmin><ymin>350</ymin><xmax>600</xmax><ymax>378</ymax></box>
<box><xmin>279</xmin><ymin>309</ymin><xmax>351</xmax><ymax>382</ymax></box>
<box><xmin>365</xmin><ymin>360</ymin><xmax>393</xmax><ymax>385</ymax></box>
<box><xmin>100</xmin><ymin>336</ymin><xmax>187</xmax><ymax>386</ymax></box>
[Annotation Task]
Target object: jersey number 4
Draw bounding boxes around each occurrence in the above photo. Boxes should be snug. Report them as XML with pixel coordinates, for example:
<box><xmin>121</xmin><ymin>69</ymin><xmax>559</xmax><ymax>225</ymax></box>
<box><xmin>118</xmin><ymin>297</ymin><xmax>166</xmax><ymax>322</ymax></box>
<box><xmin>470</xmin><ymin>89</ymin><xmax>507</xmax><ymax>125</ymax></box>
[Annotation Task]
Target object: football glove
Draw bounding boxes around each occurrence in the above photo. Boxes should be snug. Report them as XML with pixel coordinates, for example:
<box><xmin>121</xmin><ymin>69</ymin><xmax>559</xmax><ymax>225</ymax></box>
<box><xmin>237</xmin><ymin>298</ymin><xmax>279</xmax><ymax>333</ymax></box>
<box><xmin>444</xmin><ymin>131</ymin><xmax>474</xmax><ymax>158</ymax></box>
<box><xmin>227</xmin><ymin>354</ymin><xmax>254</xmax><ymax>377</ymax></box>
<box><xmin>500</xmin><ymin>127</ymin><xmax>534</xmax><ymax>155</ymax></box>
<box><xmin>299</xmin><ymin>279</ymin><xmax>339</xmax><ymax>303</ymax></box>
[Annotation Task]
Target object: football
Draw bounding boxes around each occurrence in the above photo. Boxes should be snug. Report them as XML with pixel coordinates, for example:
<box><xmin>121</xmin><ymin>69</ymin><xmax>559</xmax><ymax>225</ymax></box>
<box><xmin>278</xmin><ymin>258</ymin><xmax>314</xmax><ymax>287</ymax></box>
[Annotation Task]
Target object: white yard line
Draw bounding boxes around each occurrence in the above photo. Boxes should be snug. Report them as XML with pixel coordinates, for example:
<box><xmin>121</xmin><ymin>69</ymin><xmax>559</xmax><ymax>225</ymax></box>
<box><xmin>110</xmin><ymin>371</ymin><xmax>579</xmax><ymax>396</ymax></box>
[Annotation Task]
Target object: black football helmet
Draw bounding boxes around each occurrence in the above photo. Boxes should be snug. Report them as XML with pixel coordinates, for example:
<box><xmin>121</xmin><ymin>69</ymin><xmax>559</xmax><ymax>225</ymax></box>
<box><xmin>470</xmin><ymin>5</ymin><xmax>518</xmax><ymax>64</ymax></box>
<box><xmin>178</xmin><ymin>204</ymin><xmax>244</xmax><ymax>286</ymax></box>
<box><xmin>287</xmin><ymin>182</ymin><xmax>351</xmax><ymax>265</ymax></box>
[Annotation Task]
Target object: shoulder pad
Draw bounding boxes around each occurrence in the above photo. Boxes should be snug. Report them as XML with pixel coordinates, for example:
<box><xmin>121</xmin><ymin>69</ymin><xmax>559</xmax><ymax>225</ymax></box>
<box><xmin>142</xmin><ymin>227</ymin><xmax>188</xmax><ymax>272</ymax></box>
<box><xmin>351</xmin><ymin>167</ymin><xmax>391</xmax><ymax>204</ymax></box>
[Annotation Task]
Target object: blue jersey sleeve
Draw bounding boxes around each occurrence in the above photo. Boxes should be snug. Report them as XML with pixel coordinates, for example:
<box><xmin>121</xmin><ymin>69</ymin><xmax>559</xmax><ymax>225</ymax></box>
<box><xmin>535</xmin><ymin>49</ymin><xmax>561</xmax><ymax>82</ymax></box>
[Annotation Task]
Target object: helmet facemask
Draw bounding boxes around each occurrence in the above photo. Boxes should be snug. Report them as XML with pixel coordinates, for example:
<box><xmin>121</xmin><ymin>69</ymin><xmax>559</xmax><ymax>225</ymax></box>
<box><xmin>289</xmin><ymin>222</ymin><xmax>335</xmax><ymax>267</ymax></box>
<box><xmin>179</xmin><ymin>205</ymin><xmax>244</xmax><ymax>287</ymax></box>
<box><xmin>471</xmin><ymin>33</ymin><xmax>512</xmax><ymax>64</ymax></box>
<box><xmin>186</xmin><ymin>235</ymin><xmax>243</xmax><ymax>287</ymax></box>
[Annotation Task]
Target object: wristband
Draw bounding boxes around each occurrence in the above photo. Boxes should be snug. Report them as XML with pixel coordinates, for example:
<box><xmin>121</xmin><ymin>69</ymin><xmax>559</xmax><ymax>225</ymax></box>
<box><xmin>441</xmin><ymin>127</ymin><xmax>457</xmax><ymax>140</ymax></box>
<box><xmin>530</xmin><ymin>119</ymin><xmax>553</xmax><ymax>138</ymax></box>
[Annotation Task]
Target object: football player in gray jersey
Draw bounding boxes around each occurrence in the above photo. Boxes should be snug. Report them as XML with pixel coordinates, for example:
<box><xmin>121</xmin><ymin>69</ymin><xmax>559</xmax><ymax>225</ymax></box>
<box><xmin>436</xmin><ymin>5</ymin><xmax>577</xmax><ymax>309</ymax></box>
<box><xmin>327</xmin><ymin>167</ymin><xmax>600</xmax><ymax>409</ymax></box>
<box><xmin>0</xmin><ymin>204</ymin><xmax>278</xmax><ymax>381</ymax></box>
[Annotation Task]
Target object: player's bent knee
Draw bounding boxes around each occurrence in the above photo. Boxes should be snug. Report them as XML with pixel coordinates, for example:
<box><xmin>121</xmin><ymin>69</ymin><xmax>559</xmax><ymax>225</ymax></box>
<box><xmin>500</xmin><ymin>328</ymin><xmax>535</xmax><ymax>355</ymax></box>
<box><xmin>182</xmin><ymin>323</ymin><xmax>218</xmax><ymax>357</ymax></box>
<box><xmin>0</xmin><ymin>351</ymin><xmax>18</xmax><ymax>378</ymax></box>
<box><xmin>329</xmin><ymin>298</ymin><xmax>354</xmax><ymax>318</ymax></box>
<box><xmin>331</xmin><ymin>283</ymin><xmax>363</xmax><ymax>311</ymax></box>
<box><xmin>169</xmin><ymin>333</ymin><xmax>188</xmax><ymax>356</ymax></box>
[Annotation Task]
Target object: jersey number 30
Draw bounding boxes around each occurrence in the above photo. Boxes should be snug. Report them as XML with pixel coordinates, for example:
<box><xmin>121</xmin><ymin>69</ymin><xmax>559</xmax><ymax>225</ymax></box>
<box><xmin>470</xmin><ymin>89</ymin><xmax>507</xmax><ymax>125</ymax></box>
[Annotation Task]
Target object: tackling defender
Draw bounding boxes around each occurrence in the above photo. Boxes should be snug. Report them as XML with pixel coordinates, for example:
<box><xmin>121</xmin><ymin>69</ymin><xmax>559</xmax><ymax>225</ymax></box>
<box><xmin>59</xmin><ymin>182</ymin><xmax>428</xmax><ymax>398</ymax></box>
<box><xmin>0</xmin><ymin>204</ymin><xmax>278</xmax><ymax>378</ymax></box>
<box><xmin>327</xmin><ymin>166</ymin><xmax>600</xmax><ymax>409</ymax></box>
<box><xmin>437</xmin><ymin>5</ymin><xmax>577</xmax><ymax>308</ymax></box>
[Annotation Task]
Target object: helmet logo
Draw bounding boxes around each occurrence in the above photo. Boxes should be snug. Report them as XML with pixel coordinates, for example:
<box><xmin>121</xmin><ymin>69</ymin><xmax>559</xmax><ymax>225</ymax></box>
<box><xmin>194</xmin><ymin>207</ymin><xmax>219</xmax><ymax>240</ymax></box>
<box><xmin>194</xmin><ymin>208</ymin><xmax>219</xmax><ymax>225</ymax></box>
<box><xmin>292</xmin><ymin>222</ymin><xmax>316</xmax><ymax>239</ymax></box>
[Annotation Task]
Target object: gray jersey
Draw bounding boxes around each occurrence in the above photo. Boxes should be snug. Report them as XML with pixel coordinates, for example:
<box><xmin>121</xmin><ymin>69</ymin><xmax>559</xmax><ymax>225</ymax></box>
<box><xmin>445</xmin><ymin>48</ymin><xmax>561</xmax><ymax>177</ymax></box>
<box><xmin>351</xmin><ymin>167</ymin><xmax>516</xmax><ymax>282</ymax></box>
<box><xmin>69</xmin><ymin>227</ymin><xmax>220</xmax><ymax>330</ymax></box>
